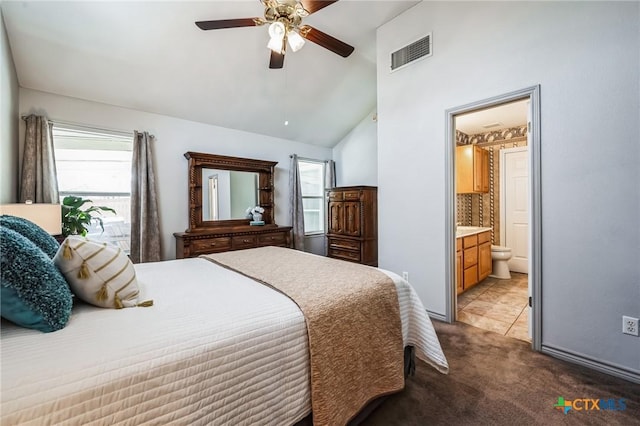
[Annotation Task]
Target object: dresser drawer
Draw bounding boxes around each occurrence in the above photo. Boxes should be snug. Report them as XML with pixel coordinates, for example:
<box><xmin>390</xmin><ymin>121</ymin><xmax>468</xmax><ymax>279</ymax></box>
<box><xmin>328</xmin><ymin>237</ymin><xmax>360</xmax><ymax>251</ymax></box>
<box><xmin>343</xmin><ymin>191</ymin><xmax>361</xmax><ymax>201</ymax></box>
<box><xmin>258</xmin><ymin>232</ymin><xmax>286</xmax><ymax>246</ymax></box>
<box><xmin>329</xmin><ymin>248</ymin><xmax>361</xmax><ymax>263</ymax></box>
<box><xmin>463</xmin><ymin>246</ymin><xmax>478</xmax><ymax>269</ymax></box>
<box><xmin>232</xmin><ymin>235</ymin><xmax>257</xmax><ymax>249</ymax></box>
<box><xmin>478</xmin><ymin>231</ymin><xmax>491</xmax><ymax>244</ymax></box>
<box><xmin>191</xmin><ymin>237</ymin><xmax>231</xmax><ymax>254</ymax></box>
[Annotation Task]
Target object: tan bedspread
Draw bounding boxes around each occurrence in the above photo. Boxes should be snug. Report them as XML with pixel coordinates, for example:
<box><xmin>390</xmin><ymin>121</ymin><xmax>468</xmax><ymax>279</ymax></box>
<box><xmin>202</xmin><ymin>246</ymin><xmax>404</xmax><ymax>426</ymax></box>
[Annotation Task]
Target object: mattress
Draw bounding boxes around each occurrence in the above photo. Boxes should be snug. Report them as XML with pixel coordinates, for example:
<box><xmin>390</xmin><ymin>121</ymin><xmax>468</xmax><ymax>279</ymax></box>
<box><xmin>1</xmin><ymin>257</ymin><xmax>448</xmax><ymax>425</ymax></box>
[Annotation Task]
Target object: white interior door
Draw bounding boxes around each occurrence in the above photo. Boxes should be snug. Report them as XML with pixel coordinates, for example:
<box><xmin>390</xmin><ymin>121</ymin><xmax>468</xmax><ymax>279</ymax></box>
<box><xmin>501</xmin><ymin>147</ymin><xmax>529</xmax><ymax>273</ymax></box>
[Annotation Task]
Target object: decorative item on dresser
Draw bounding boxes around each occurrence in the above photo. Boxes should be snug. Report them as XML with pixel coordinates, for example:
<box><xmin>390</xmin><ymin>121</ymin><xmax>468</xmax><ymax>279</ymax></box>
<box><xmin>326</xmin><ymin>186</ymin><xmax>377</xmax><ymax>266</ymax></box>
<box><xmin>174</xmin><ymin>152</ymin><xmax>292</xmax><ymax>258</ymax></box>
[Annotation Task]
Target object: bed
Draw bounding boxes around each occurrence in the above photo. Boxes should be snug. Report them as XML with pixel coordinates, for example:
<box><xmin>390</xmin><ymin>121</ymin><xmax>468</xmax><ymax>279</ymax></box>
<box><xmin>1</xmin><ymin>246</ymin><xmax>448</xmax><ymax>425</ymax></box>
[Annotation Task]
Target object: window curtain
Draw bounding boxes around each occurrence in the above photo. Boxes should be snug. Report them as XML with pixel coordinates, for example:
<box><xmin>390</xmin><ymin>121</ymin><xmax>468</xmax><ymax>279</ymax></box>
<box><xmin>289</xmin><ymin>154</ymin><xmax>305</xmax><ymax>250</ymax></box>
<box><xmin>19</xmin><ymin>115</ymin><xmax>59</xmax><ymax>203</ymax></box>
<box><xmin>325</xmin><ymin>159</ymin><xmax>336</xmax><ymax>189</ymax></box>
<box><xmin>130</xmin><ymin>131</ymin><xmax>161</xmax><ymax>263</ymax></box>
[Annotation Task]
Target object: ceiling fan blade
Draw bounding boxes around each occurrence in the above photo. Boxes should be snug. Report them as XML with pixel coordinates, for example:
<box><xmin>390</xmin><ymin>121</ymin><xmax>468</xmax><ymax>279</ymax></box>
<box><xmin>195</xmin><ymin>18</ymin><xmax>261</xmax><ymax>31</ymax></box>
<box><xmin>299</xmin><ymin>25</ymin><xmax>354</xmax><ymax>58</ymax></box>
<box><xmin>299</xmin><ymin>1</ymin><xmax>339</xmax><ymax>15</ymax></box>
<box><xmin>269</xmin><ymin>51</ymin><xmax>285</xmax><ymax>69</ymax></box>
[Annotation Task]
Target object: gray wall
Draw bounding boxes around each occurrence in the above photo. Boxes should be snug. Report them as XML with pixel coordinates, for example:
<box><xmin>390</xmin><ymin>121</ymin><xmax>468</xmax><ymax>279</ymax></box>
<box><xmin>332</xmin><ymin>109</ymin><xmax>377</xmax><ymax>187</ymax></box>
<box><xmin>377</xmin><ymin>2</ymin><xmax>639</xmax><ymax>377</ymax></box>
<box><xmin>1</xmin><ymin>10</ymin><xmax>19</xmax><ymax>203</ymax></box>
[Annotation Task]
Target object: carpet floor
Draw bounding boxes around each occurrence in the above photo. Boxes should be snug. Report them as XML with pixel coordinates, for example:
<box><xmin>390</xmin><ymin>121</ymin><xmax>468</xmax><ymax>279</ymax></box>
<box><xmin>362</xmin><ymin>320</ymin><xmax>640</xmax><ymax>426</ymax></box>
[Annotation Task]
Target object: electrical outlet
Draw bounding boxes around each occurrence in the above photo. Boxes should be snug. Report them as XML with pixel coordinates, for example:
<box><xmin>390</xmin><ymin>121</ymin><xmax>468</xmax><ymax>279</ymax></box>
<box><xmin>622</xmin><ymin>316</ymin><xmax>639</xmax><ymax>336</ymax></box>
<box><xmin>402</xmin><ymin>271</ymin><xmax>409</xmax><ymax>282</ymax></box>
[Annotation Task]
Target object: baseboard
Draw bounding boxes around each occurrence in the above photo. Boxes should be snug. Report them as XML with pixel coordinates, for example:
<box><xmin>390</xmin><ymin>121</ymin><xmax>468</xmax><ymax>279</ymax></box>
<box><xmin>542</xmin><ymin>345</ymin><xmax>640</xmax><ymax>384</ymax></box>
<box><xmin>427</xmin><ymin>310</ymin><xmax>447</xmax><ymax>322</ymax></box>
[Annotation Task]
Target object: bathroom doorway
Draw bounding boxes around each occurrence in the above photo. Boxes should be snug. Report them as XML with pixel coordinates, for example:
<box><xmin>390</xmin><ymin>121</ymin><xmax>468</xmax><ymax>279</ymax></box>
<box><xmin>444</xmin><ymin>86</ymin><xmax>541</xmax><ymax>350</ymax></box>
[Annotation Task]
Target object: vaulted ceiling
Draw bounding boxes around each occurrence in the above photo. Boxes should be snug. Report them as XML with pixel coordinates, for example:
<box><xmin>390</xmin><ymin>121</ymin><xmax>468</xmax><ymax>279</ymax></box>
<box><xmin>2</xmin><ymin>1</ymin><xmax>419</xmax><ymax>147</ymax></box>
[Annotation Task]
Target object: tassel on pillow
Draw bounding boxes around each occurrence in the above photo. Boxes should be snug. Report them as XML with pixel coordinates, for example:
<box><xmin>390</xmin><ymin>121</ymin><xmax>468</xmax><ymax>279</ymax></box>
<box><xmin>78</xmin><ymin>261</ymin><xmax>90</xmax><ymax>279</ymax></box>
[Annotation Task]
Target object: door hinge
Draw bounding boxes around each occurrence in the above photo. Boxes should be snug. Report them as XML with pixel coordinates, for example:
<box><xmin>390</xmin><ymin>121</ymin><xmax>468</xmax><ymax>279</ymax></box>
<box><xmin>527</xmin><ymin>121</ymin><xmax>531</xmax><ymax>133</ymax></box>
<box><xmin>529</xmin><ymin>296</ymin><xmax>532</xmax><ymax>307</ymax></box>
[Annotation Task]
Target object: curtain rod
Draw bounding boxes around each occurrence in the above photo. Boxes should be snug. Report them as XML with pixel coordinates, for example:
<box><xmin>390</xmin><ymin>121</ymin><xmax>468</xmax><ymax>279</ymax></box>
<box><xmin>289</xmin><ymin>155</ymin><xmax>332</xmax><ymax>163</ymax></box>
<box><xmin>20</xmin><ymin>115</ymin><xmax>149</xmax><ymax>139</ymax></box>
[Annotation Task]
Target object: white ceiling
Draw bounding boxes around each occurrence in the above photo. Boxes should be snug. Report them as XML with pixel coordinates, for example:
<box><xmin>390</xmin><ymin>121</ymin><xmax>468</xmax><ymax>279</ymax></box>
<box><xmin>2</xmin><ymin>0</ymin><xmax>419</xmax><ymax>148</ymax></box>
<box><xmin>455</xmin><ymin>99</ymin><xmax>529</xmax><ymax>135</ymax></box>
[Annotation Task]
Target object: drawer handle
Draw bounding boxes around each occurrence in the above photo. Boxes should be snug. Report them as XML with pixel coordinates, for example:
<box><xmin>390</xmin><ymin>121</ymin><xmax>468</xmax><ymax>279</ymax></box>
<box><xmin>243</xmin><ymin>239</ymin><xmax>250</xmax><ymax>243</ymax></box>
<box><xmin>210</xmin><ymin>243</ymin><xmax>216</xmax><ymax>247</ymax></box>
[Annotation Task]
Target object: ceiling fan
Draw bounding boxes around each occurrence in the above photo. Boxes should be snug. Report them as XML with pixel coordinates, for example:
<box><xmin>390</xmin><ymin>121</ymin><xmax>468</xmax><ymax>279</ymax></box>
<box><xmin>195</xmin><ymin>0</ymin><xmax>354</xmax><ymax>69</ymax></box>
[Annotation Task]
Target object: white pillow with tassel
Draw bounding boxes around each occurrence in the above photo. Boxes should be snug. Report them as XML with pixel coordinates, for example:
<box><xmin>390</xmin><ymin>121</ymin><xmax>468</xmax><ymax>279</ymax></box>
<box><xmin>54</xmin><ymin>236</ymin><xmax>153</xmax><ymax>309</ymax></box>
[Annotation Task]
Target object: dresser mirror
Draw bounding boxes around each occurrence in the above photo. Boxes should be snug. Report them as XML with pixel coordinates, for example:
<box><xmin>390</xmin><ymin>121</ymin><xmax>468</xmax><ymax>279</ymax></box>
<box><xmin>201</xmin><ymin>169</ymin><xmax>258</xmax><ymax>221</ymax></box>
<box><xmin>184</xmin><ymin>152</ymin><xmax>277</xmax><ymax>232</ymax></box>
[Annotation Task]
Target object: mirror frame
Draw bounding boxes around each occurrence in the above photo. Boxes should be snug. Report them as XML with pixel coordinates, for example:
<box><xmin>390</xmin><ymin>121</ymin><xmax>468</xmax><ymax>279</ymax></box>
<box><xmin>184</xmin><ymin>152</ymin><xmax>277</xmax><ymax>232</ymax></box>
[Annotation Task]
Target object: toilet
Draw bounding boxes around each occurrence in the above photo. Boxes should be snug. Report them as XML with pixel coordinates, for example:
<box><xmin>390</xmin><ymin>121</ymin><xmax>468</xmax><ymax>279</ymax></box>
<box><xmin>490</xmin><ymin>245</ymin><xmax>512</xmax><ymax>279</ymax></box>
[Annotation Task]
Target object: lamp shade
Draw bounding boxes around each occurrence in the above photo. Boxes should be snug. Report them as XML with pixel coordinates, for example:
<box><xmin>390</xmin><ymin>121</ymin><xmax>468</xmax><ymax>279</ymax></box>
<box><xmin>0</xmin><ymin>203</ymin><xmax>62</xmax><ymax>235</ymax></box>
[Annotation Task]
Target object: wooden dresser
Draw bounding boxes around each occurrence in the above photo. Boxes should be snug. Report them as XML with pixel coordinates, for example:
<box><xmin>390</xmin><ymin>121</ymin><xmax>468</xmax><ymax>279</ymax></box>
<box><xmin>326</xmin><ymin>186</ymin><xmax>377</xmax><ymax>266</ymax></box>
<box><xmin>174</xmin><ymin>225</ymin><xmax>292</xmax><ymax>259</ymax></box>
<box><xmin>174</xmin><ymin>152</ymin><xmax>291</xmax><ymax>259</ymax></box>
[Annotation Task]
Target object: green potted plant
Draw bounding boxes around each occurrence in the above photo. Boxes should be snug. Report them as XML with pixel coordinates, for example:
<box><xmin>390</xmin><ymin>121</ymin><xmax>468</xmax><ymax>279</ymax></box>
<box><xmin>61</xmin><ymin>195</ymin><xmax>116</xmax><ymax>237</ymax></box>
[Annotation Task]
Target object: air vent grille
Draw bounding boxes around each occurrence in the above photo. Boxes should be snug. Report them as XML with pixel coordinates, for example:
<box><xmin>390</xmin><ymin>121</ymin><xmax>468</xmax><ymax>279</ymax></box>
<box><xmin>390</xmin><ymin>33</ymin><xmax>432</xmax><ymax>72</ymax></box>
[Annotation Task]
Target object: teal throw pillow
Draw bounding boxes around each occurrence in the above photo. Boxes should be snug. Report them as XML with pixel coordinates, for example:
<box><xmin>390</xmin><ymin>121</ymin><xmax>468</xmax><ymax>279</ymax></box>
<box><xmin>0</xmin><ymin>227</ymin><xmax>73</xmax><ymax>332</ymax></box>
<box><xmin>0</xmin><ymin>214</ymin><xmax>60</xmax><ymax>258</ymax></box>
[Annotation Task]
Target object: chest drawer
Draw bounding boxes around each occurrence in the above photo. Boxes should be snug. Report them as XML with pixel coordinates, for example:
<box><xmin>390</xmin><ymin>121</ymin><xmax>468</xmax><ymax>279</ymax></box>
<box><xmin>258</xmin><ymin>232</ymin><xmax>286</xmax><ymax>246</ymax></box>
<box><xmin>328</xmin><ymin>248</ymin><xmax>361</xmax><ymax>263</ymax></box>
<box><xmin>343</xmin><ymin>191</ymin><xmax>361</xmax><ymax>201</ymax></box>
<box><xmin>232</xmin><ymin>235</ymin><xmax>257</xmax><ymax>249</ymax></box>
<box><xmin>327</xmin><ymin>191</ymin><xmax>343</xmax><ymax>201</ymax></box>
<box><xmin>328</xmin><ymin>237</ymin><xmax>360</xmax><ymax>251</ymax></box>
<box><xmin>191</xmin><ymin>237</ymin><xmax>231</xmax><ymax>254</ymax></box>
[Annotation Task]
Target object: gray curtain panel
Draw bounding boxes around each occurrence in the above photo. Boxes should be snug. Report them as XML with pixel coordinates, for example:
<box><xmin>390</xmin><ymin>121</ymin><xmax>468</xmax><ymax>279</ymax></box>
<box><xmin>19</xmin><ymin>115</ymin><xmax>59</xmax><ymax>203</ymax></box>
<box><xmin>325</xmin><ymin>159</ymin><xmax>336</xmax><ymax>189</ymax></box>
<box><xmin>130</xmin><ymin>131</ymin><xmax>161</xmax><ymax>263</ymax></box>
<box><xmin>289</xmin><ymin>154</ymin><xmax>305</xmax><ymax>251</ymax></box>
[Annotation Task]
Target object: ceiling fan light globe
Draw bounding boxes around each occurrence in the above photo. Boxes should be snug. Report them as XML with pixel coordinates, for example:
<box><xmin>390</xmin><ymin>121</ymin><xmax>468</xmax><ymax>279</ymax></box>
<box><xmin>268</xmin><ymin>21</ymin><xmax>286</xmax><ymax>38</ymax></box>
<box><xmin>267</xmin><ymin>35</ymin><xmax>285</xmax><ymax>53</ymax></box>
<box><xmin>288</xmin><ymin>30</ymin><xmax>305</xmax><ymax>52</ymax></box>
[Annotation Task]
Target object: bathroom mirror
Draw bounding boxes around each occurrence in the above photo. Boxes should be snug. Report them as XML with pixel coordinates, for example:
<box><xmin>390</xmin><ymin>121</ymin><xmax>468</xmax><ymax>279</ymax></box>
<box><xmin>184</xmin><ymin>152</ymin><xmax>277</xmax><ymax>232</ymax></box>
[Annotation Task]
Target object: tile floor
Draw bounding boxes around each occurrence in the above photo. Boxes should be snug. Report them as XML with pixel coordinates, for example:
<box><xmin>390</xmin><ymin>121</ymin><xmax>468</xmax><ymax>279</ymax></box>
<box><xmin>457</xmin><ymin>272</ymin><xmax>530</xmax><ymax>342</ymax></box>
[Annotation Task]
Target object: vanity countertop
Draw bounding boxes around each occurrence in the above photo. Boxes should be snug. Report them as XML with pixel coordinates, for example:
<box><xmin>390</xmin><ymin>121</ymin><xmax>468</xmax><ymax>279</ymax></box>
<box><xmin>456</xmin><ymin>226</ymin><xmax>492</xmax><ymax>238</ymax></box>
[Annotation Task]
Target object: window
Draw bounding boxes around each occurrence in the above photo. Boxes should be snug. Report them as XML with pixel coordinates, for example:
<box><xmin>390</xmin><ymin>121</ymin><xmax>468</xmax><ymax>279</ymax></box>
<box><xmin>299</xmin><ymin>160</ymin><xmax>325</xmax><ymax>235</ymax></box>
<box><xmin>52</xmin><ymin>125</ymin><xmax>133</xmax><ymax>252</ymax></box>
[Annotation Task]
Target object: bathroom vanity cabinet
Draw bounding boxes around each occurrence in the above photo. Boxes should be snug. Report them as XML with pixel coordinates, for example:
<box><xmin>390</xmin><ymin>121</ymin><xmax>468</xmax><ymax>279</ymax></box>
<box><xmin>456</xmin><ymin>239</ymin><xmax>463</xmax><ymax>295</ymax></box>
<box><xmin>456</xmin><ymin>145</ymin><xmax>489</xmax><ymax>193</ymax></box>
<box><xmin>457</xmin><ymin>229</ymin><xmax>492</xmax><ymax>294</ymax></box>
